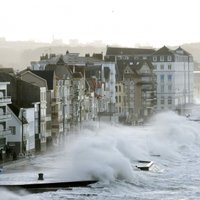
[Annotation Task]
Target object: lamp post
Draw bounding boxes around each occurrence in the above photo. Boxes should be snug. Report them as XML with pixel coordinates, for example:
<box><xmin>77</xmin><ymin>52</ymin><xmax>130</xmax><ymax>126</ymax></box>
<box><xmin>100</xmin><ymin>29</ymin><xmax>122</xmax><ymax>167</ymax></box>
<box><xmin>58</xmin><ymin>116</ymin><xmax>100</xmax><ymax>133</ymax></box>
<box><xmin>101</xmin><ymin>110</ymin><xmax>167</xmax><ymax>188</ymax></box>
<box><xmin>79</xmin><ymin>99</ymin><xmax>84</xmax><ymax>130</ymax></box>
<box><xmin>98</xmin><ymin>97</ymin><xmax>101</xmax><ymax>128</ymax></box>
<box><xmin>21</xmin><ymin>109</ymin><xmax>25</xmax><ymax>154</ymax></box>
<box><xmin>110</xmin><ymin>96</ymin><xmax>112</xmax><ymax>122</ymax></box>
<box><xmin>62</xmin><ymin>100</ymin><xmax>66</xmax><ymax>143</ymax></box>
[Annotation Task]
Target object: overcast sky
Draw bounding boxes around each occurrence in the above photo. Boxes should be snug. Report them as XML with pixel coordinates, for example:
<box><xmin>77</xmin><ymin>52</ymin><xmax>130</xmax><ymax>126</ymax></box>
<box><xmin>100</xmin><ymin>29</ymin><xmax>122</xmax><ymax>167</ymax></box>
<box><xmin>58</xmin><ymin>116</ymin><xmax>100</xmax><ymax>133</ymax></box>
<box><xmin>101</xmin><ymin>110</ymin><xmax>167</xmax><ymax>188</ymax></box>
<box><xmin>0</xmin><ymin>0</ymin><xmax>199</xmax><ymax>47</ymax></box>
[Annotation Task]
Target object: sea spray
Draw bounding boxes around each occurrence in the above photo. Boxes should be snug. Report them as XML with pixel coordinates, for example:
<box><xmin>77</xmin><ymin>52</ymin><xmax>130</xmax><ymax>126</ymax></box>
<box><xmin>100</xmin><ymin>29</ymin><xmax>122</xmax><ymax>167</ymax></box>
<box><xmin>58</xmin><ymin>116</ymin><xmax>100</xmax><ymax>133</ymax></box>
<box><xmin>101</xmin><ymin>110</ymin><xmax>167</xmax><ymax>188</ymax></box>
<box><xmin>52</xmin><ymin>111</ymin><xmax>200</xmax><ymax>182</ymax></box>
<box><xmin>2</xmin><ymin>111</ymin><xmax>200</xmax><ymax>199</ymax></box>
<box><xmin>150</xmin><ymin>111</ymin><xmax>200</xmax><ymax>156</ymax></box>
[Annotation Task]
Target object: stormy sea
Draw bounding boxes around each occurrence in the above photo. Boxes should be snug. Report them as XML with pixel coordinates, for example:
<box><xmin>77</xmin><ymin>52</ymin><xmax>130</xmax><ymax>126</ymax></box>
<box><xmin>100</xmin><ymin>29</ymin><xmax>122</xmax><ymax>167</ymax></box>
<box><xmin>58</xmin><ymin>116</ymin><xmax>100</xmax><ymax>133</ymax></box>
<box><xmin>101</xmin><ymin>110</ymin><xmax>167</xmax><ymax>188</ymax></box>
<box><xmin>1</xmin><ymin>111</ymin><xmax>200</xmax><ymax>200</ymax></box>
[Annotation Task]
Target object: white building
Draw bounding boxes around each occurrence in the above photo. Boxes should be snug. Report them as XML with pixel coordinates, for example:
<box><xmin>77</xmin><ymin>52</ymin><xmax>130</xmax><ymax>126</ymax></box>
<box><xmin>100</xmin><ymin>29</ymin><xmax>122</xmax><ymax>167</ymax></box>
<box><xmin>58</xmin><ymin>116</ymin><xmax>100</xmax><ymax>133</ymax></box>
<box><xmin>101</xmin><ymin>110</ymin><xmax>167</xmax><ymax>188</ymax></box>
<box><xmin>0</xmin><ymin>82</ymin><xmax>11</xmax><ymax>149</ymax></box>
<box><xmin>102</xmin><ymin>62</ymin><xmax>116</xmax><ymax>109</ymax></box>
<box><xmin>7</xmin><ymin>106</ymin><xmax>36</xmax><ymax>155</ymax></box>
<box><xmin>193</xmin><ymin>71</ymin><xmax>200</xmax><ymax>103</ymax></box>
<box><xmin>152</xmin><ymin>46</ymin><xmax>193</xmax><ymax>113</ymax></box>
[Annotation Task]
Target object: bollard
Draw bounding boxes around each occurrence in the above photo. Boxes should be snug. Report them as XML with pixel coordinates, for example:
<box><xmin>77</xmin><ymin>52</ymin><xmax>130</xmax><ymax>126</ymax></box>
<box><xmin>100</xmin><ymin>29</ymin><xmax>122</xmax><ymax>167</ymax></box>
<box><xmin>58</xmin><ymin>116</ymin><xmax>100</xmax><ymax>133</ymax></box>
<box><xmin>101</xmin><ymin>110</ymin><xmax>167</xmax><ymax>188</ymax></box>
<box><xmin>38</xmin><ymin>173</ymin><xmax>44</xmax><ymax>180</ymax></box>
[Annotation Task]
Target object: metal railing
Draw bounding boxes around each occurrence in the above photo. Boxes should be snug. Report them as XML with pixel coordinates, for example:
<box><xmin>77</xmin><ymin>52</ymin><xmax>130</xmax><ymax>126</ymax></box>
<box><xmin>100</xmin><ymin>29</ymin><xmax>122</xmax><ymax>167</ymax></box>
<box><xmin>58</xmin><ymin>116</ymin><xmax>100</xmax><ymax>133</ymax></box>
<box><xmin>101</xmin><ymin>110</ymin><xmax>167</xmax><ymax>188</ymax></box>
<box><xmin>0</xmin><ymin>129</ymin><xmax>12</xmax><ymax>137</ymax></box>
<box><xmin>0</xmin><ymin>96</ymin><xmax>11</xmax><ymax>103</ymax></box>
<box><xmin>0</xmin><ymin>113</ymin><xmax>11</xmax><ymax>121</ymax></box>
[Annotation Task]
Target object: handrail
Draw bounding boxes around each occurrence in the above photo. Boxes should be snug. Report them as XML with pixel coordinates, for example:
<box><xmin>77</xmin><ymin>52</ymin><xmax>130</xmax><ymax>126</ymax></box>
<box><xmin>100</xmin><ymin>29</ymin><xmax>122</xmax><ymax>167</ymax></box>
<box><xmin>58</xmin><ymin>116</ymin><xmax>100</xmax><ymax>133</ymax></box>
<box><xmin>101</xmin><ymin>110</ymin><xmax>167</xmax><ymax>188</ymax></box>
<box><xmin>0</xmin><ymin>96</ymin><xmax>11</xmax><ymax>103</ymax></box>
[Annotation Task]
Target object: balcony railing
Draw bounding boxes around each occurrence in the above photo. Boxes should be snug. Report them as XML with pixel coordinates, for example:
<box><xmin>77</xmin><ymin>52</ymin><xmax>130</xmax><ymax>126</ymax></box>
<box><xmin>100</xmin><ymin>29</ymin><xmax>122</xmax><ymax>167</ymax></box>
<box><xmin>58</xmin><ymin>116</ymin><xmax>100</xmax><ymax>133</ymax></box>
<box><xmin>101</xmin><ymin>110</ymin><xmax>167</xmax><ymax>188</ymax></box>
<box><xmin>52</xmin><ymin>124</ymin><xmax>61</xmax><ymax>129</ymax></box>
<box><xmin>0</xmin><ymin>96</ymin><xmax>11</xmax><ymax>104</ymax></box>
<box><xmin>139</xmin><ymin>73</ymin><xmax>154</xmax><ymax>77</ymax></box>
<box><xmin>137</xmin><ymin>80</ymin><xmax>154</xmax><ymax>85</ymax></box>
<box><xmin>51</xmin><ymin>97</ymin><xmax>61</xmax><ymax>104</ymax></box>
<box><xmin>0</xmin><ymin>129</ymin><xmax>12</xmax><ymax>137</ymax></box>
<box><xmin>0</xmin><ymin>113</ymin><xmax>12</xmax><ymax>121</ymax></box>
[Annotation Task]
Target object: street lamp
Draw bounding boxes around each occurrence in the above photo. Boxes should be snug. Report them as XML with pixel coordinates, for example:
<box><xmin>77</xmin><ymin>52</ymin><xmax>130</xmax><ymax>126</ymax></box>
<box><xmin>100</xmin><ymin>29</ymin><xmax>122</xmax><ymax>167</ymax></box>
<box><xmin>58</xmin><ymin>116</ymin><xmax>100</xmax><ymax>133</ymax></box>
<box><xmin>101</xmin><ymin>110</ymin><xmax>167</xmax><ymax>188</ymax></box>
<box><xmin>109</xmin><ymin>96</ymin><xmax>112</xmax><ymax>122</ymax></box>
<box><xmin>21</xmin><ymin>109</ymin><xmax>25</xmax><ymax>155</ymax></box>
<box><xmin>62</xmin><ymin>100</ymin><xmax>66</xmax><ymax>140</ymax></box>
<box><xmin>79</xmin><ymin>99</ymin><xmax>84</xmax><ymax>130</ymax></box>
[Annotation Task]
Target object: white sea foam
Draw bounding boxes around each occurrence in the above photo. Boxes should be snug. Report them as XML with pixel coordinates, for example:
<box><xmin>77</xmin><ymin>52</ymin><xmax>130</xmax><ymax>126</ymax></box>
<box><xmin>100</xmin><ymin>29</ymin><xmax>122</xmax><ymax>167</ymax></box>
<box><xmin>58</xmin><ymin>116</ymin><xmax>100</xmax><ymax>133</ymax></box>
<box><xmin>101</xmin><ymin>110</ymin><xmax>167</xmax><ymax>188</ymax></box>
<box><xmin>2</xmin><ymin>111</ymin><xmax>200</xmax><ymax>199</ymax></box>
<box><xmin>49</xmin><ymin>111</ymin><xmax>200</xmax><ymax>183</ymax></box>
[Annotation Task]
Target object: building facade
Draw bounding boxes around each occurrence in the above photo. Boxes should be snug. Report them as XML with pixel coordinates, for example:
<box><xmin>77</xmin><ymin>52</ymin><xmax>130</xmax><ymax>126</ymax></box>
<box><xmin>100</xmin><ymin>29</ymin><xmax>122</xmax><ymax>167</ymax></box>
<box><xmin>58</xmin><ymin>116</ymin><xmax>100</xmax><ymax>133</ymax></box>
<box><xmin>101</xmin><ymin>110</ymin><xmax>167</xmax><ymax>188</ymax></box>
<box><xmin>152</xmin><ymin>46</ymin><xmax>193</xmax><ymax>113</ymax></box>
<box><xmin>0</xmin><ymin>82</ymin><xmax>11</xmax><ymax>149</ymax></box>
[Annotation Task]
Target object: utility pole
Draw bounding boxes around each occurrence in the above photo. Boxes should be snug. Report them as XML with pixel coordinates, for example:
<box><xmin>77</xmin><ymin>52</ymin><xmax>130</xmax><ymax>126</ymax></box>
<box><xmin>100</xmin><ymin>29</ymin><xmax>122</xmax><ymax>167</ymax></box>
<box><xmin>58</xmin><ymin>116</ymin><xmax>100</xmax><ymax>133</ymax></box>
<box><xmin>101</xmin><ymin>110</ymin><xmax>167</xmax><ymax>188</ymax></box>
<box><xmin>79</xmin><ymin>103</ymin><xmax>82</xmax><ymax>130</ymax></box>
<box><xmin>110</xmin><ymin>97</ymin><xmax>112</xmax><ymax>122</ymax></box>
<box><xmin>98</xmin><ymin>98</ymin><xmax>100</xmax><ymax>128</ymax></box>
<box><xmin>62</xmin><ymin>101</ymin><xmax>65</xmax><ymax>142</ymax></box>
<box><xmin>21</xmin><ymin>109</ymin><xmax>25</xmax><ymax>154</ymax></box>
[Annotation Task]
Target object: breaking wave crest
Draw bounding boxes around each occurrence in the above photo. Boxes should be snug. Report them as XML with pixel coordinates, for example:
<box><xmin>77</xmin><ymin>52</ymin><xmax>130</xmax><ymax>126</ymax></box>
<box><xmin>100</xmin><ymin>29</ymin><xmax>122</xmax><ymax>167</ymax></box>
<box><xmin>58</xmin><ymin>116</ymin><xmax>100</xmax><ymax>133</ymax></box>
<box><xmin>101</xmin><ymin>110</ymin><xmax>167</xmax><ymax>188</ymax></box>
<box><xmin>53</xmin><ymin>111</ymin><xmax>200</xmax><ymax>182</ymax></box>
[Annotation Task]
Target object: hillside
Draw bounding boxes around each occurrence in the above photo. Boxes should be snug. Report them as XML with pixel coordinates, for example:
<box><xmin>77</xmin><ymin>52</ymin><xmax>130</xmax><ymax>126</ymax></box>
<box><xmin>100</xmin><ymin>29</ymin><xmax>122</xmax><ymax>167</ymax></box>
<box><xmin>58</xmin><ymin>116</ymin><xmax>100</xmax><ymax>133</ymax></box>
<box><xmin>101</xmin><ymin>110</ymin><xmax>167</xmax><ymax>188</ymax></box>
<box><xmin>0</xmin><ymin>39</ymin><xmax>200</xmax><ymax>70</ymax></box>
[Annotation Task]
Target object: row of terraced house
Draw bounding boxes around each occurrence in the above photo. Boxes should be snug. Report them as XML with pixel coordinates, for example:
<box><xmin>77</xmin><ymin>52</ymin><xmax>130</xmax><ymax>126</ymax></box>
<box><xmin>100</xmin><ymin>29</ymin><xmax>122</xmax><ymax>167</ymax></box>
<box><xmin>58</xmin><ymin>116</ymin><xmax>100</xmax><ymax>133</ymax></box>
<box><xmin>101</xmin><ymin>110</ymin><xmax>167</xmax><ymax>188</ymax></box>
<box><xmin>0</xmin><ymin>45</ymin><xmax>194</xmax><ymax>158</ymax></box>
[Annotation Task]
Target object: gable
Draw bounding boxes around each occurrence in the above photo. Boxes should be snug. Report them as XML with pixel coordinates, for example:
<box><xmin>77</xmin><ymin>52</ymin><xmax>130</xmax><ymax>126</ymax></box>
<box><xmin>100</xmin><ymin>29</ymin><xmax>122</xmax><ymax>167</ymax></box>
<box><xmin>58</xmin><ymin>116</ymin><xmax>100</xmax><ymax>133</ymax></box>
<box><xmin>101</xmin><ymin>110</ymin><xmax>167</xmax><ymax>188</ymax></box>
<box><xmin>124</xmin><ymin>66</ymin><xmax>133</xmax><ymax>74</ymax></box>
<box><xmin>140</xmin><ymin>63</ymin><xmax>151</xmax><ymax>73</ymax></box>
<box><xmin>21</xmin><ymin>71</ymin><xmax>47</xmax><ymax>88</ymax></box>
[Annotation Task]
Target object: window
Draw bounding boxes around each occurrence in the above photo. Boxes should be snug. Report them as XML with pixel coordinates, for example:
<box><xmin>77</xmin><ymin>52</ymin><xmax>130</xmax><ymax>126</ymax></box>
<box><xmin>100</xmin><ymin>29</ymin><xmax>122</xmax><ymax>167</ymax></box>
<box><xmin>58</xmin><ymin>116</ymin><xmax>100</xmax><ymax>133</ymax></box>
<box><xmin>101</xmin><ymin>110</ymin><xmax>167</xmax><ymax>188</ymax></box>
<box><xmin>116</xmin><ymin>96</ymin><xmax>118</xmax><ymax>103</ymax></box>
<box><xmin>160</xmin><ymin>97</ymin><xmax>165</xmax><ymax>104</ymax></box>
<box><xmin>125</xmin><ymin>70</ymin><xmax>129</xmax><ymax>73</ymax></box>
<box><xmin>168</xmin><ymin>96</ymin><xmax>172</xmax><ymax>104</ymax></box>
<box><xmin>117</xmin><ymin>56</ymin><xmax>122</xmax><ymax>60</ymax></box>
<box><xmin>168</xmin><ymin>64</ymin><xmax>172</xmax><ymax>70</ymax></box>
<box><xmin>153</xmin><ymin>65</ymin><xmax>157</xmax><ymax>70</ymax></box>
<box><xmin>119</xmin><ymin>86</ymin><xmax>121</xmax><ymax>92</ymax></box>
<box><xmin>161</xmin><ymin>85</ymin><xmax>164</xmax><ymax>93</ymax></box>
<box><xmin>160</xmin><ymin>56</ymin><xmax>164</xmax><ymax>61</ymax></box>
<box><xmin>122</xmin><ymin>56</ymin><xmax>128</xmax><ymax>60</ymax></box>
<box><xmin>160</xmin><ymin>75</ymin><xmax>164</xmax><ymax>82</ymax></box>
<box><xmin>115</xmin><ymin>86</ymin><xmax>118</xmax><ymax>92</ymax></box>
<box><xmin>168</xmin><ymin>85</ymin><xmax>172</xmax><ymax>91</ymax></box>
<box><xmin>10</xmin><ymin>126</ymin><xmax>16</xmax><ymax>135</ymax></box>
<box><xmin>119</xmin><ymin>96</ymin><xmax>121</xmax><ymax>103</ymax></box>
<box><xmin>167</xmin><ymin>56</ymin><xmax>172</xmax><ymax>61</ymax></box>
<box><xmin>153</xmin><ymin>56</ymin><xmax>157</xmax><ymax>61</ymax></box>
<box><xmin>160</xmin><ymin>64</ymin><xmax>164</xmax><ymax>70</ymax></box>
<box><xmin>168</xmin><ymin>75</ymin><xmax>172</xmax><ymax>82</ymax></box>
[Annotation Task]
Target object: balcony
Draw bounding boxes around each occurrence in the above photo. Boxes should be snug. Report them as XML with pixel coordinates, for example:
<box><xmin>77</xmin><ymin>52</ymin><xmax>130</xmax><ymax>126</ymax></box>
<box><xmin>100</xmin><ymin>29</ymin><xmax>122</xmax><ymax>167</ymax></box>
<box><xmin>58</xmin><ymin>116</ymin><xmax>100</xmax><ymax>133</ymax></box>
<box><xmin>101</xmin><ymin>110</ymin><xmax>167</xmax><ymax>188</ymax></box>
<box><xmin>46</xmin><ymin>114</ymin><xmax>51</xmax><ymax>121</ymax></box>
<box><xmin>51</xmin><ymin>124</ymin><xmax>63</xmax><ymax>132</ymax></box>
<box><xmin>137</xmin><ymin>80</ymin><xmax>153</xmax><ymax>85</ymax></box>
<box><xmin>139</xmin><ymin>73</ymin><xmax>153</xmax><ymax>77</ymax></box>
<box><xmin>0</xmin><ymin>96</ymin><xmax>11</xmax><ymax>104</ymax></box>
<box><xmin>0</xmin><ymin>129</ymin><xmax>12</xmax><ymax>137</ymax></box>
<box><xmin>0</xmin><ymin>113</ymin><xmax>11</xmax><ymax>121</ymax></box>
<box><xmin>143</xmin><ymin>101</ymin><xmax>155</xmax><ymax>108</ymax></box>
<box><xmin>52</xmin><ymin>124</ymin><xmax>62</xmax><ymax>129</ymax></box>
<box><xmin>141</xmin><ymin>87</ymin><xmax>156</xmax><ymax>92</ymax></box>
<box><xmin>51</xmin><ymin>97</ymin><xmax>61</xmax><ymax>105</ymax></box>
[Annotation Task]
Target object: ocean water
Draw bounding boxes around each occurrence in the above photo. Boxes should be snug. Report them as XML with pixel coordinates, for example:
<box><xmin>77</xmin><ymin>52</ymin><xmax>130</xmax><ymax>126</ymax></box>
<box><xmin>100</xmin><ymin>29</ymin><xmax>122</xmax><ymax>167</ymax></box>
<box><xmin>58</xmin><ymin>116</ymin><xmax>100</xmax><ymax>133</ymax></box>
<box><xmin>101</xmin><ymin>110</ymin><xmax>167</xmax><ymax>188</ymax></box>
<box><xmin>1</xmin><ymin>111</ymin><xmax>200</xmax><ymax>200</ymax></box>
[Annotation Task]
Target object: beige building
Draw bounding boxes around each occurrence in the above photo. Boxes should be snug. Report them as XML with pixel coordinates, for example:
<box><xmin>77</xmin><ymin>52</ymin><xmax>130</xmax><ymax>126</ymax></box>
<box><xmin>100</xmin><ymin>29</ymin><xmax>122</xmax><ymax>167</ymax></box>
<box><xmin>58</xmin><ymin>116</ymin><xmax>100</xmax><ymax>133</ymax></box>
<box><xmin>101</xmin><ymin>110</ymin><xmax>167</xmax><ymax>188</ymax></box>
<box><xmin>116</xmin><ymin>60</ymin><xmax>156</xmax><ymax>125</ymax></box>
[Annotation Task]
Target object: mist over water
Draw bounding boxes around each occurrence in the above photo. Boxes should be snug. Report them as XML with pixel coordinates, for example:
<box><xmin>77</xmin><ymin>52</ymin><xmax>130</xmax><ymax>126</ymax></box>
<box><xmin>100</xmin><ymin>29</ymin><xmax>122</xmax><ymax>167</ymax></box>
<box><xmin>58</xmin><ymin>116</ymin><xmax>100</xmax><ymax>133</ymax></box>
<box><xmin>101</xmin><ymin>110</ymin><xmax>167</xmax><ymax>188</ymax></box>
<box><xmin>2</xmin><ymin>111</ymin><xmax>200</xmax><ymax>199</ymax></box>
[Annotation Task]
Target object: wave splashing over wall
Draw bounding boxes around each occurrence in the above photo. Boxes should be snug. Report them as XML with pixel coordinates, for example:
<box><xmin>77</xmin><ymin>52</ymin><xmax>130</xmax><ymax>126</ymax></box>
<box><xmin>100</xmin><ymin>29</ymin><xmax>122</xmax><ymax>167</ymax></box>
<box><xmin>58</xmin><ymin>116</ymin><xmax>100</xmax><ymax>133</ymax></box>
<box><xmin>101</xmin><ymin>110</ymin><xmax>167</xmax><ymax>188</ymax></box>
<box><xmin>54</xmin><ymin>111</ymin><xmax>200</xmax><ymax>183</ymax></box>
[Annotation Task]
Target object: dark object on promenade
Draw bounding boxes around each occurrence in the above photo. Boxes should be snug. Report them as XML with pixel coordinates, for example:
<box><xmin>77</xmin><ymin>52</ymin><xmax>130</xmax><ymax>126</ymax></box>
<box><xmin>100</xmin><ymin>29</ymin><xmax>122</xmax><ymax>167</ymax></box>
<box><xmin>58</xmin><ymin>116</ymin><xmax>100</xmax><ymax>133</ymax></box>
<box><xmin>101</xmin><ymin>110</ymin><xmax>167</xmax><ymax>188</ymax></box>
<box><xmin>0</xmin><ymin>180</ymin><xmax>98</xmax><ymax>193</ymax></box>
<box><xmin>12</xmin><ymin>151</ymin><xmax>17</xmax><ymax>161</ymax></box>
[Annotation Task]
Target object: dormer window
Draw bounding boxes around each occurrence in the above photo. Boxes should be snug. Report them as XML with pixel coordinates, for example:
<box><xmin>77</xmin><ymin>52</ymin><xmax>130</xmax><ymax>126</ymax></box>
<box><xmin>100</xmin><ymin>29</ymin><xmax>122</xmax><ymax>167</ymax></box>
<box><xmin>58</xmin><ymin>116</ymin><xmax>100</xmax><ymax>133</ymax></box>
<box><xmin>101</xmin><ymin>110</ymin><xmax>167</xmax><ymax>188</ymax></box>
<box><xmin>167</xmin><ymin>56</ymin><xmax>172</xmax><ymax>61</ymax></box>
<box><xmin>160</xmin><ymin>56</ymin><xmax>164</xmax><ymax>61</ymax></box>
<box><xmin>153</xmin><ymin>56</ymin><xmax>157</xmax><ymax>61</ymax></box>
